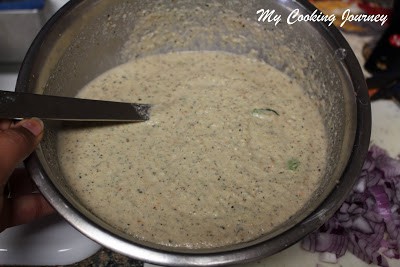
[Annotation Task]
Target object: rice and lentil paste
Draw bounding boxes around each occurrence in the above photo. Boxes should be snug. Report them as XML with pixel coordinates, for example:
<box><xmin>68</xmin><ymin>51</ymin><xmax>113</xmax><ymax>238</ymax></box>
<box><xmin>57</xmin><ymin>51</ymin><xmax>327</xmax><ymax>249</ymax></box>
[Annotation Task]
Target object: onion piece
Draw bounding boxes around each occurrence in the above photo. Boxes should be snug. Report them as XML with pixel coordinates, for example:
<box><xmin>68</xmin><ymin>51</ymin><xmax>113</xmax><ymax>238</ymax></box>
<box><xmin>351</xmin><ymin>216</ymin><xmax>373</xmax><ymax>234</ymax></box>
<box><xmin>354</xmin><ymin>177</ymin><xmax>367</xmax><ymax>193</ymax></box>
<box><xmin>301</xmin><ymin>145</ymin><xmax>400</xmax><ymax>267</ymax></box>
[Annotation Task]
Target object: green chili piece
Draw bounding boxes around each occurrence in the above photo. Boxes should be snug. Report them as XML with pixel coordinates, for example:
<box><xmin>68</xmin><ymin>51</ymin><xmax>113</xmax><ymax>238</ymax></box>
<box><xmin>287</xmin><ymin>158</ymin><xmax>300</xmax><ymax>171</ymax></box>
<box><xmin>252</xmin><ymin>108</ymin><xmax>279</xmax><ymax>118</ymax></box>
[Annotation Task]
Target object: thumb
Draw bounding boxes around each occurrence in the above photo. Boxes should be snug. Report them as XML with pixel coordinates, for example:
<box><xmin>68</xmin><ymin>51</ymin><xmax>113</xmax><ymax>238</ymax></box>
<box><xmin>0</xmin><ymin>118</ymin><xmax>44</xmax><ymax>185</ymax></box>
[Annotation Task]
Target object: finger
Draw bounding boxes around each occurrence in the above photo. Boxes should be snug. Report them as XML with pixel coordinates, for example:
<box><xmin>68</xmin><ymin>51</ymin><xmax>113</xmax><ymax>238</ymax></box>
<box><xmin>0</xmin><ymin>120</ymin><xmax>12</xmax><ymax>131</ymax></box>
<box><xmin>6</xmin><ymin>194</ymin><xmax>55</xmax><ymax>227</ymax></box>
<box><xmin>0</xmin><ymin>118</ymin><xmax>44</xmax><ymax>187</ymax></box>
<box><xmin>8</xmin><ymin>168</ymin><xmax>38</xmax><ymax>197</ymax></box>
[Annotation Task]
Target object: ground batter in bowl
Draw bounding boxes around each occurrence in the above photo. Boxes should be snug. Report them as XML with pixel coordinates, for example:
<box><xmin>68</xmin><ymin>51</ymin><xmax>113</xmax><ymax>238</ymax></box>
<box><xmin>57</xmin><ymin>51</ymin><xmax>328</xmax><ymax>249</ymax></box>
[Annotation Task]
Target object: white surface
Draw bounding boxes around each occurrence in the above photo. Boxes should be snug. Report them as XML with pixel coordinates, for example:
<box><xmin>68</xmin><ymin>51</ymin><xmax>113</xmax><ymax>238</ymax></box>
<box><xmin>371</xmin><ymin>100</ymin><xmax>400</xmax><ymax>158</ymax></box>
<box><xmin>0</xmin><ymin>72</ymin><xmax>17</xmax><ymax>91</ymax></box>
<box><xmin>0</xmin><ymin>215</ymin><xmax>100</xmax><ymax>266</ymax></box>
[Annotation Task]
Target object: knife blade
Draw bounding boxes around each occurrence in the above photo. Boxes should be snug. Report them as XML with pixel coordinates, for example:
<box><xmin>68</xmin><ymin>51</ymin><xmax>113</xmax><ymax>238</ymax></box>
<box><xmin>0</xmin><ymin>90</ymin><xmax>150</xmax><ymax>122</ymax></box>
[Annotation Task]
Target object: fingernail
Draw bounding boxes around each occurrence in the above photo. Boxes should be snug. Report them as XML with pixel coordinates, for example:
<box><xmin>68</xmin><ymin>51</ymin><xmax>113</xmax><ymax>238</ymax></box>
<box><xmin>21</xmin><ymin>118</ymin><xmax>44</xmax><ymax>136</ymax></box>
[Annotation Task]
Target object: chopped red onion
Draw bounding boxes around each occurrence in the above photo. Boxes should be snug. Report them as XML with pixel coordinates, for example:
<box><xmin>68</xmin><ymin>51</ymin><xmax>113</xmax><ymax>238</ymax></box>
<box><xmin>355</xmin><ymin>178</ymin><xmax>367</xmax><ymax>193</ymax></box>
<box><xmin>302</xmin><ymin>145</ymin><xmax>400</xmax><ymax>267</ymax></box>
<box><xmin>352</xmin><ymin>216</ymin><xmax>373</xmax><ymax>234</ymax></box>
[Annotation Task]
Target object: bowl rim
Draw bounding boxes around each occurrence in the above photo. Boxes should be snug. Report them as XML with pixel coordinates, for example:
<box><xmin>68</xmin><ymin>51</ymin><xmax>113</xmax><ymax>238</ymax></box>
<box><xmin>19</xmin><ymin>0</ymin><xmax>371</xmax><ymax>266</ymax></box>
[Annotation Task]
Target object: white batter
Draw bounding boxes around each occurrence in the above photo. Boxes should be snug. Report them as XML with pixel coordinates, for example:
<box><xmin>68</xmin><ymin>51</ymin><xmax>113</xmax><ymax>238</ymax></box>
<box><xmin>57</xmin><ymin>51</ymin><xmax>327</xmax><ymax>249</ymax></box>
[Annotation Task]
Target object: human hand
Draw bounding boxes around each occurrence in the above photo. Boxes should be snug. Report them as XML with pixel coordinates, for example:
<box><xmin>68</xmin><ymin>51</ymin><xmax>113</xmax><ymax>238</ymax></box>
<box><xmin>0</xmin><ymin>118</ymin><xmax>54</xmax><ymax>232</ymax></box>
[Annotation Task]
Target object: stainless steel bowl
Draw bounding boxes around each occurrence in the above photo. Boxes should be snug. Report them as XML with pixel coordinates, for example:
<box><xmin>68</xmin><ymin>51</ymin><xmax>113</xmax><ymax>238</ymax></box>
<box><xmin>17</xmin><ymin>0</ymin><xmax>370</xmax><ymax>266</ymax></box>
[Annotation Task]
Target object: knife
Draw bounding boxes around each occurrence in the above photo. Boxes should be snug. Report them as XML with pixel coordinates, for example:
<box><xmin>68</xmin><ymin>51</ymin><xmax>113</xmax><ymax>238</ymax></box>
<box><xmin>0</xmin><ymin>90</ymin><xmax>150</xmax><ymax>122</ymax></box>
